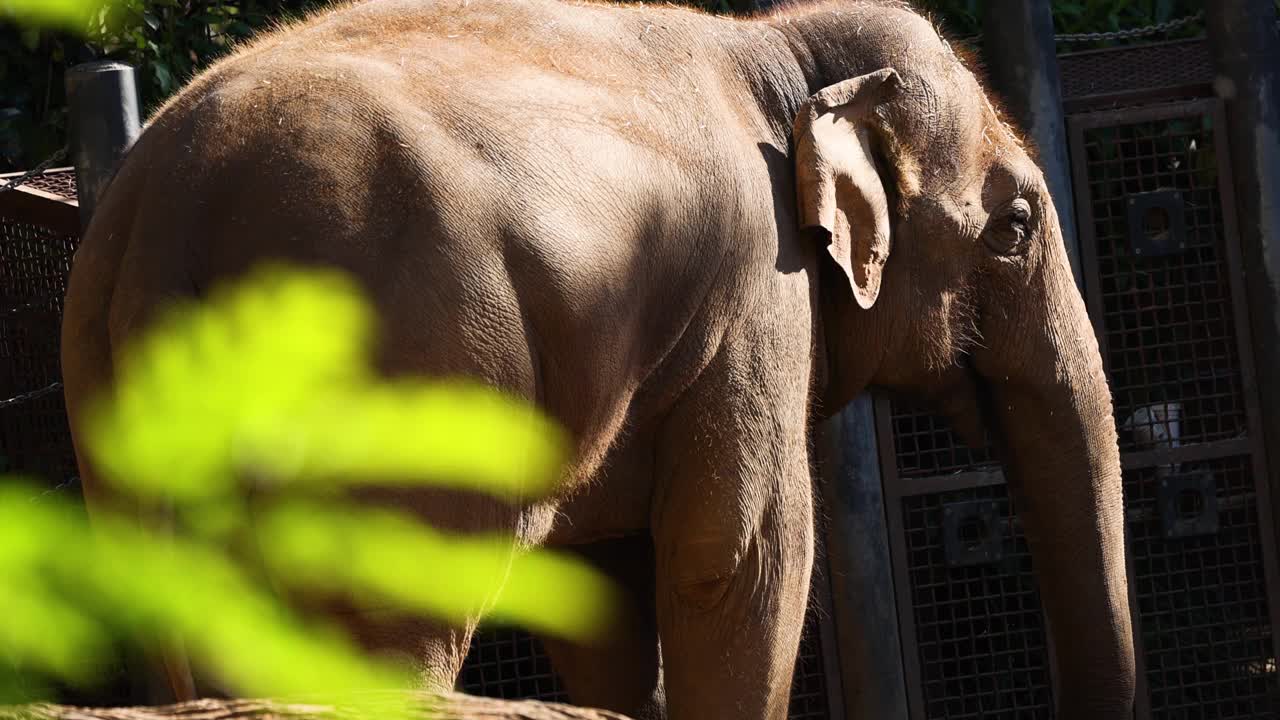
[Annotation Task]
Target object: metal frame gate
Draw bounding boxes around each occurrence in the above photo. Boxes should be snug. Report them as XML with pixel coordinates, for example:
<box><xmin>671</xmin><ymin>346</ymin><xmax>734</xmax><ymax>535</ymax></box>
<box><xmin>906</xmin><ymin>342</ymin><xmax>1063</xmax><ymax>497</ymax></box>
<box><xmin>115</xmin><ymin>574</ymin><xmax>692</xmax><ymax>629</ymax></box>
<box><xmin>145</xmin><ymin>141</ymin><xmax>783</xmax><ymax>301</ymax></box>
<box><xmin>1070</xmin><ymin>97</ymin><xmax>1280</xmax><ymax>719</ymax></box>
<box><xmin>0</xmin><ymin>169</ymin><xmax>78</xmax><ymax>488</ymax></box>
<box><xmin>877</xmin><ymin>41</ymin><xmax>1280</xmax><ymax>719</ymax></box>
<box><xmin>877</xmin><ymin>404</ymin><xmax>1052</xmax><ymax>719</ymax></box>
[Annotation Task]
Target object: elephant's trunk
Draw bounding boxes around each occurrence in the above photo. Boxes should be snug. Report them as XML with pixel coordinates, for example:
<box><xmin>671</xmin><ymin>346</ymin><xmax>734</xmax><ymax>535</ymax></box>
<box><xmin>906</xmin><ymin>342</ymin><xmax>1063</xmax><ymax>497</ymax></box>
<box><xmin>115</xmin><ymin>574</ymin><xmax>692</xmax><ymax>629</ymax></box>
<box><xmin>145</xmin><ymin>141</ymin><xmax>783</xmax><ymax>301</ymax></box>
<box><xmin>984</xmin><ymin>256</ymin><xmax>1135</xmax><ymax>717</ymax></box>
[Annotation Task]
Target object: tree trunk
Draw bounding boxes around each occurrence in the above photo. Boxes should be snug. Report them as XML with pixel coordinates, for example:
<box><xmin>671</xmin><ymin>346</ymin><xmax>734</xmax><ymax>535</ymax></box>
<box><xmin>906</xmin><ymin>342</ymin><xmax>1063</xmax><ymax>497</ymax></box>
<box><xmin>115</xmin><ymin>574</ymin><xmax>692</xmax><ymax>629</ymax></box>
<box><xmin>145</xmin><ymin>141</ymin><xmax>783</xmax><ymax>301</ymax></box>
<box><xmin>0</xmin><ymin>693</ymin><xmax>634</xmax><ymax>720</ymax></box>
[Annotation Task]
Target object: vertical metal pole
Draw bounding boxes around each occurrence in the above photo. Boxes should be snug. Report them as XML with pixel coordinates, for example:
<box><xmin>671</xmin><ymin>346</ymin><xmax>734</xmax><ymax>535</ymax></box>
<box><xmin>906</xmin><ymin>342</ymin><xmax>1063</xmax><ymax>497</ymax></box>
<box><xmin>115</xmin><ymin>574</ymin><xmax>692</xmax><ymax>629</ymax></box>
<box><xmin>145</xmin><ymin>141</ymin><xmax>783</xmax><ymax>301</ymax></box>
<box><xmin>817</xmin><ymin>395</ymin><xmax>909</xmax><ymax>720</ymax></box>
<box><xmin>981</xmin><ymin>0</ymin><xmax>1083</xmax><ymax>288</ymax></box>
<box><xmin>65</xmin><ymin>61</ymin><xmax>141</xmax><ymax>228</ymax></box>
<box><xmin>1206</xmin><ymin>3</ymin><xmax>1280</xmax><ymax>579</ymax></box>
<box><xmin>63</xmin><ymin>60</ymin><xmax>147</xmax><ymax>705</ymax></box>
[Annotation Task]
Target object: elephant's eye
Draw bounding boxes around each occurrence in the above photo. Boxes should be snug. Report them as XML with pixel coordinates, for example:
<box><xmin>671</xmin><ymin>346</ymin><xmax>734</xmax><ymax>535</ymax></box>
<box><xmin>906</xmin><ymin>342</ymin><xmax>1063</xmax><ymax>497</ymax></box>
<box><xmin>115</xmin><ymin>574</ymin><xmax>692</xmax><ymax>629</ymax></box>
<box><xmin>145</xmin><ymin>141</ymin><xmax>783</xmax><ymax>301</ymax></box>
<box><xmin>1008</xmin><ymin>199</ymin><xmax>1031</xmax><ymax>236</ymax></box>
<box><xmin>983</xmin><ymin>198</ymin><xmax>1032</xmax><ymax>256</ymax></box>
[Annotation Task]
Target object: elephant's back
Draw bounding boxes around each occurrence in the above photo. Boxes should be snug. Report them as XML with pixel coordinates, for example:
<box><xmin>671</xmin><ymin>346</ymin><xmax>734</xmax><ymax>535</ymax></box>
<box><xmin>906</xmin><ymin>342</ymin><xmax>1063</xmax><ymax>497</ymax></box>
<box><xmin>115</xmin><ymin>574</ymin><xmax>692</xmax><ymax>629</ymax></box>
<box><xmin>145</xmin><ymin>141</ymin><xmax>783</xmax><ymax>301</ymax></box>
<box><xmin>155</xmin><ymin>0</ymin><xmax>750</xmax><ymax>172</ymax></box>
<box><xmin>73</xmin><ymin>0</ymin><xmax>785</xmax><ymax>490</ymax></box>
<box><xmin>131</xmin><ymin>17</ymin><xmax>738</xmax><ymax>326</ymax></box>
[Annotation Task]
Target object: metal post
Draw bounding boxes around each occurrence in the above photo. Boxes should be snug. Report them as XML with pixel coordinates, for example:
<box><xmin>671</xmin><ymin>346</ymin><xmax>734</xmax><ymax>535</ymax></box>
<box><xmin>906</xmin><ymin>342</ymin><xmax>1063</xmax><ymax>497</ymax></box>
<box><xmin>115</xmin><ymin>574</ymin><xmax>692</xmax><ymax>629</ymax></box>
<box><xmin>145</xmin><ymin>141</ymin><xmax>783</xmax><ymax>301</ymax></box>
<box><xmin>817</xmin><ymin>395</ymin><xmax>909</xmax><ymax>720</ymax></box>
<box><xmin>65</xmin><ymin>61</ymin><xmax>141</xmax><ymax>228</ymax></box>
<box><xmin>64</xmin><ymin>60</ymin><xmax>147</xmax><ymax>705</ymax></box>
<box><xmin>981</xmin><ymin>0</ymin><xmax>1083</xmax><ymax>287</ymax></box>
<box><xmin>1205</xmin><ymin>4</ymin><xmax>1280</xmax><ymax>573</ymax></box>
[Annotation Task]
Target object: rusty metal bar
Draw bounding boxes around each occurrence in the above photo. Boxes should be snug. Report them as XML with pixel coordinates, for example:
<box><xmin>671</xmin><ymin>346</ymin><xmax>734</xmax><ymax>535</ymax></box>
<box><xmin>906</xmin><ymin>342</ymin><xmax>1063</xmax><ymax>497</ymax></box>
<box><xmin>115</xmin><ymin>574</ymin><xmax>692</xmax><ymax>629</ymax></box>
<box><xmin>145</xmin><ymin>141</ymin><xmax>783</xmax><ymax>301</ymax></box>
<box><xmin>887</xmin><ymin>468</ymin><xmax>1005</xmax><ymax>498</ymax></box>
<box><xmin>0</xmin><ymin>181</ymin><xmax>79</xmax><ymax>235</ymax></box>
<box><xmin>1119</xmin><ymin>438</ymin><xmax>1254</xmax><ymax>471</ymax></box>
<box><xmin>807</xmin><ymin>553</ymin><xmax>847</xmax><ymax>720</ymax></box>
<box><xmin>872</xmin><ymin>396</ymin><xmax>926</xmax><ymax>720</ymax></box>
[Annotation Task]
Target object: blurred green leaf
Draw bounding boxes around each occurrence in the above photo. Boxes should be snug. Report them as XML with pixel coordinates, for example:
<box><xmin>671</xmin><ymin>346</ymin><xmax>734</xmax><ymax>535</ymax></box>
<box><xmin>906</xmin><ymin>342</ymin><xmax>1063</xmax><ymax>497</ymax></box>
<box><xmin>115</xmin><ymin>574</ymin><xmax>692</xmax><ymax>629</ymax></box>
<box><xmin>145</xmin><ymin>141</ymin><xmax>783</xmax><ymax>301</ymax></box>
<box><xmin>0</xmin><ymin>575</ymin><xmax>111</xmax><ymax>683</ymax></box>
<box><xmin>243</xmin><ymin>381</ymin><xmax>568</xmax><ymax>497</ymax></box>
<box><xmin>85</xmin><ymin>265</ymin><xmax>569</xmax><ymax>504</ymax></box>
<box><xmin>260</xmin><ymin>503</ymin><xmax>617</xmax><ymax>639</ymax></box>
<box><xmin>1</xmin><ymin>265</ymin><xmax>612</xmax><ymax>706</ymax></box>
<box><xmin>0</xmin><ymin>0</ymin><xmax>105</xmax><ymax>33</ymax></box>
<box><xmin>0</xmin><ymin>482</ymin><xmax>414</xmax><ymax>710</ymax></box>
<box><xmin>79</xmin><ymin>513</ymin><xmax>415</xmax><ymax>705</ymax></box>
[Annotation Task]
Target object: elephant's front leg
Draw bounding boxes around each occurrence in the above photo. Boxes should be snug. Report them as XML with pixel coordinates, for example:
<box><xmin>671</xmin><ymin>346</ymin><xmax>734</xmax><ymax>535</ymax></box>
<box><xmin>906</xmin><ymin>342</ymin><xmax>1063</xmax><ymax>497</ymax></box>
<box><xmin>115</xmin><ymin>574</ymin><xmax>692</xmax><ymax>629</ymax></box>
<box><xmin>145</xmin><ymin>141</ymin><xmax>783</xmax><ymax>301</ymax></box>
<box><xmin>651</xmin><ymin>352</ymin><xmax>814</xmax><ymax>720</ymax></box>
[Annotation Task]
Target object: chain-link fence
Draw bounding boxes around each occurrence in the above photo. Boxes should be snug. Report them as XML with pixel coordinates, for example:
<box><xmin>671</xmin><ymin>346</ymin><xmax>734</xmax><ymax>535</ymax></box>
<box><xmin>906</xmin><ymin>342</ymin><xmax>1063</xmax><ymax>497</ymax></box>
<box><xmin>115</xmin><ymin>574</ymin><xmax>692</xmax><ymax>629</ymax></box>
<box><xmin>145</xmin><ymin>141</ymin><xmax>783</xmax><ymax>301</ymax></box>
<box><xmin>957</xmin><ymin>10</ymin><xmax>1279</xmax><ymax>48</ymax></box>
<box><xmin>0</xmin><ymin>147</ymin><xmax>68</xmax><ymax>196</ymax></box>
<box><xmin>0</xmin><ymin>154</ymin><xmax>79</xmax><ymax>496</ymax></box>
<box><xmin>1054</xmin><ymin>10</ymin><xmax>1206</xmax><ymax>44</ymax></box>
<box><xmin>0</xmin><ymin>380</ymin><xmax>64</xmax><ymax>412</ymax></box>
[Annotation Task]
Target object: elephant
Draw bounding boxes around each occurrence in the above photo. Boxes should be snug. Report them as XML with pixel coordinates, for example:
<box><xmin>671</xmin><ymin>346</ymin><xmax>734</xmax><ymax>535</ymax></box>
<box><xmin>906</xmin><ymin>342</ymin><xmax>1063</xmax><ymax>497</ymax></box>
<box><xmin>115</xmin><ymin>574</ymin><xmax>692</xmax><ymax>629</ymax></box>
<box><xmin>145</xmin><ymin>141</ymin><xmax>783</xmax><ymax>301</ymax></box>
<box><xmin>59</xmin><ymin>0</ymin><xmax>1135</xmax><ymax>718</ymax></box>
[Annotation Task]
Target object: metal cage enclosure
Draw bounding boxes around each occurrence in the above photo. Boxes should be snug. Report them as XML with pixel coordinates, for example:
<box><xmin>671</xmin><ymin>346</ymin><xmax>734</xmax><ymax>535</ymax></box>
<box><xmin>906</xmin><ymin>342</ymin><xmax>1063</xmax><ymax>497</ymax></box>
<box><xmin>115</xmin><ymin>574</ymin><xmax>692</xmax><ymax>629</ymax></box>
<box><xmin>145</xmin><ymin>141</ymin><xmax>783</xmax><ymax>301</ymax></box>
<box><xmin>876</xmin><ymin>39</ymin><xmax>1280</xmax><ymax>720</ymax></box>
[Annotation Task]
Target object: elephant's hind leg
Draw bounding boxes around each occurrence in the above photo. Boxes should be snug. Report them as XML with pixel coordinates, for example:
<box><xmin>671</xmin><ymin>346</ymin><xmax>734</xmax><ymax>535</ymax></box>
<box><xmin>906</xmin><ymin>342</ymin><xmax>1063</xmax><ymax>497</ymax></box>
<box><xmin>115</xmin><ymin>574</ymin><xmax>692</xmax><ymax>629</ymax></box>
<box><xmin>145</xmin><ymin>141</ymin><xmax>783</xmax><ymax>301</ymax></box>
<box><xmin>301</xmin><ymin>487</ymin><xmax>525</xmax><ymax>693</ymax></box>
<box><xmin>539</xmin><ymin>535</ymin><xmax>665</xmax><ymax>720</ymax></box>
<box><xmin>651</xmin><ymin>344</ymin><xmax>814</xmax><ymax>720</ymax></box>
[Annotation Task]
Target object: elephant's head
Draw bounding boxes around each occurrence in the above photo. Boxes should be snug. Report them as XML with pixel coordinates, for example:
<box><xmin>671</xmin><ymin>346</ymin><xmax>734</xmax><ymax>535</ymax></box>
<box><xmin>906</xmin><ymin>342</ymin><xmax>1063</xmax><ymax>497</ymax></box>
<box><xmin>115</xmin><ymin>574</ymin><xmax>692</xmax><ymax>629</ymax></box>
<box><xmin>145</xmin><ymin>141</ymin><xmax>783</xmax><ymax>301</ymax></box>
<box><xmin>781</xmin><ymin>6</ymin><xmax>1135</xmax><ymax>716</ymax></box>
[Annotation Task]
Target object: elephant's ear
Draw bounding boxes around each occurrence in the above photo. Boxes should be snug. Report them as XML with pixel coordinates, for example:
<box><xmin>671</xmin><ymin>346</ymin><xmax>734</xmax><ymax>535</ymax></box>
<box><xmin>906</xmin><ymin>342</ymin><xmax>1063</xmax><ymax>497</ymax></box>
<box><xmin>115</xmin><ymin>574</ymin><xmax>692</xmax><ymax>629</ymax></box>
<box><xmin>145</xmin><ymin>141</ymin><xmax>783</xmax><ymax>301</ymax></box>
<box><xmin>794</xmin><ymin>68</ymin><xmax>900</xmax><ymax>310</ymax></box>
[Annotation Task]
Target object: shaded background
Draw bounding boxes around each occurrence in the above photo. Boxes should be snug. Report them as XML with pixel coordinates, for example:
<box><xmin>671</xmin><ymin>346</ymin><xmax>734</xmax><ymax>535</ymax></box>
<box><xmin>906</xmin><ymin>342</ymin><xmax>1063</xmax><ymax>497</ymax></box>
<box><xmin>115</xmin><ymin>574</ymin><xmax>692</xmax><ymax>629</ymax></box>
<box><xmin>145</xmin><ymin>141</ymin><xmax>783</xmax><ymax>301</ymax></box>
<box><xmin>0</xmin><ymin>0</ymin><xmax>1216</xmax><ymax>173</ymax></box>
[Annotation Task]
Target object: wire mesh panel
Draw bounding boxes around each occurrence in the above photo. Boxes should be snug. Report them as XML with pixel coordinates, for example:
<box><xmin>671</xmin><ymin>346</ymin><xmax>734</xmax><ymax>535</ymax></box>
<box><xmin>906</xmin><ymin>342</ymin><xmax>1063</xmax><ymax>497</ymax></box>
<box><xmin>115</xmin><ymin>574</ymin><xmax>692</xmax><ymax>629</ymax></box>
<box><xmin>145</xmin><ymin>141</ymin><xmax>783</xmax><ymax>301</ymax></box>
<box><xmin>898</xmin><ymin>483</ymin><xmax>1053</xmax><ymax>719</ymax></box>
<box><xmin>889</xmin><ymin>404</ymin><xmax>995</xmax><ymax>479</ymax></box>
<box><xmin>460</xmin><ymin>603</ymin><xmax>836</xmax><ymax>719</ymax></box>
<box><xmin>0</xmin><ymin>216</ymin><xmax>79</xmax><ymax>483</ymax></box>
<box><xmin>1079</xmin><ymin>112</ymin><xmax>1250</xmax><ymax>455</ymax></box>
<box><xmin>787</xmin><ymin>614</ymin><xmax>833</xmax><ymax>720</ymax></box>
<box><xmin>459</xmin><ymin>628</ymin><xmax>568</xmax><ymax>703</ymax></box>
<box><xmin>15</xmin><ymin>169</ymin><xmax>78</xmax><ymax>200</ymax></box>
<box><xmin>1058</xmin><ymin>39</ymin><xmax>1213</xmax><ymax>109</ymax></box>
<box><xmin>1070</xmin><ymin>99</ymin><xmax>1280</xmax><ymax>719</ymax></box>
<box><xmin>1125</xmin><ymin>456</ymin><xmax>1278</xmax><ymax>717</ymax></box>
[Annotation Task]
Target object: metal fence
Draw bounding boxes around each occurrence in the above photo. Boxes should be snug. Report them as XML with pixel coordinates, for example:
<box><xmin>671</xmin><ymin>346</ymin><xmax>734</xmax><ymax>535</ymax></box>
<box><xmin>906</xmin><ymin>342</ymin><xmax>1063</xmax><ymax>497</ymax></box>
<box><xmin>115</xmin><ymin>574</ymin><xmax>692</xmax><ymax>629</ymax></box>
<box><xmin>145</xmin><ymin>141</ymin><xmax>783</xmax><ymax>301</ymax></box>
<box><xmin>1072</xmin><ymin>97</ymin><xmax>1279</xmax><ymax>720</ymax></box>
<box><xmin>878</xmin><ymin>39</ymin><xmax>1280</xmax><ymax>720</ymax></box>
<box><xmin>0</xmin><ymin>168</ymin><xmax>78</xmax><ymax>488</ymax></box>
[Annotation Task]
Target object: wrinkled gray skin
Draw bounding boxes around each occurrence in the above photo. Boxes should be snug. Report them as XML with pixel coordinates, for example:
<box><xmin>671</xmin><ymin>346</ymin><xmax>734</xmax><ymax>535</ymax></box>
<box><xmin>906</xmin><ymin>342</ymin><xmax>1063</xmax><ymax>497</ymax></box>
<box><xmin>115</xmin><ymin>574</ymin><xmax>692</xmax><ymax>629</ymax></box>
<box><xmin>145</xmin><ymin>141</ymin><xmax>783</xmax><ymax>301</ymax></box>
<box><xmin>60</xmin><ymin>0</ymin><xmax>1134</xmax><ymax>718</ymax></box>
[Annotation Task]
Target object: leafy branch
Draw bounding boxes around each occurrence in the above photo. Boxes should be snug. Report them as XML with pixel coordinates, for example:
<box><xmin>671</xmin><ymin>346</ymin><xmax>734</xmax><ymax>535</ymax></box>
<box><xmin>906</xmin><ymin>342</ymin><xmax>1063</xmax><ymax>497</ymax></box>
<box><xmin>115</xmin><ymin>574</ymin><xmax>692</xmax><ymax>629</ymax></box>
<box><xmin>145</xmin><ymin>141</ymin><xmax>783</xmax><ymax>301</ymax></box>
<box><xmin>1</xmin><ymin>265</ymin><xmax>616</xmax><ymax>707</ymax></box>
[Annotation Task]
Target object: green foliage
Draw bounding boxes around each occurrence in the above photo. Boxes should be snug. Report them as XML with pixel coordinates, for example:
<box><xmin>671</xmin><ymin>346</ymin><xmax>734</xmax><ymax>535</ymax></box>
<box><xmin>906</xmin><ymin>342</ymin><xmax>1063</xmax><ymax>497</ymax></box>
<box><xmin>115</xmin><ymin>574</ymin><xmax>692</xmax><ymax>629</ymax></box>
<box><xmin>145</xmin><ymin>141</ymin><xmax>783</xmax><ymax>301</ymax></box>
<box><xmin>0</xmin><ymin>489</ymin><xmax>413</xmax><ymax>707</ymax></box>
<box><xmin>0</xmin><ymin>0</ymin><xmax>101</xmax><ymax>32</ymax></box>
<box><xmin>87</xmin><ymin>1</ymin><xmax>330</xmax><ymax>98</ymax></box>
<box><xmin>1</xmin><ymin>1</ymin><xmax>329</xmax><ymax>170</ymax></box>
<box><xmin>1050</xmin><ymin>0</ymin><xmax>1203</xmax><ymax>38</ymax></box>
<box><xmin>1</xmin><ymin>265</ymin><xmax>616</xmax><ymax>706</ymax></box>
<box><xmin>913</xmin><ymin>0</ymin><xmax>983</xmax><ymax>38</ymax></box>
<box><xmin>87</xmin><ymin>266</ymin><xmax>567</xmax><ymax>503</ymax></box>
